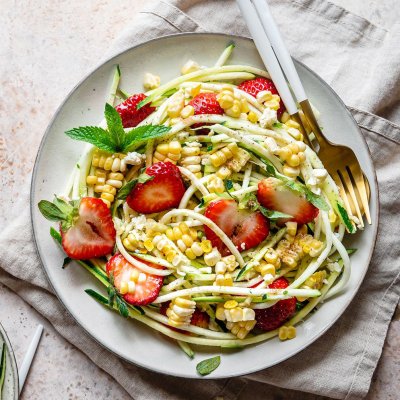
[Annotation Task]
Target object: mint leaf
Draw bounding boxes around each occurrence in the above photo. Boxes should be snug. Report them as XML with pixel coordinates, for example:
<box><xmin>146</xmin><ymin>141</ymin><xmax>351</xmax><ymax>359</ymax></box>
<box><xmin>138</xmin><ymin>173</ymin><xmax>154</xmax><ymax>184</ymax></box>
<box><xmin>65</xmin><ymin>126</ymin><xmax>115</xmax><ymax>153</ymax></box>
<box><xmin>116</xmin><ymin>296</ymin><xmax>129</xmax><ymax>318</ymax></box>
<box><xmin>104</xmin><ymin>103</ymin><xmax>125</xmax><ymax>151</ymax></box>
<box><xmin>85</xmin><ymin>289</ymin><xmax>109</xmax><ymax>305</ymax></box>
<box><xmin>224</xmin><ymin>179</ymin><xmax>234</xmax><ymax>191</ymax></box>
<box><xmin>62</xmin><ymin>257</ymin><xmax>72</xmax><ymax>269</ymax></box>
<box><xmin>337</xmin><ymin>202</ymin><xmax>355</xmax><ymax>233</ymax></box>
<box><xmin>196</xmin><ymin>356</ymin><xmax>221</xmax><ymax>376</ymax></box>
<box><xmin>122</xmin><ymin>125</ymin><xmax>171</xmax><ymax>152</ymax></box>
<box><xmin>38</xmin><ymin>200</ymin><xmax>66</xmax><ymax>221</ymax></box>
<box><xmin>116</xmin><ymin>179</ymin><xmax>137</xmax><ymax>201</ymax></box>
<box><xmin>347</xmin><ymin>248</ymin><xmax>357</xmax><ymax>255</ymax></box>
<box><xmin>53</xmin><ymin>196</ymin><xmax>74</xmax><ymax>215</ymax></box>
<box><xmin>259</xmin><ymin>207</ymin><xmax>292</xmax><ymax>220</ymax></box>
<box><xmin>273</xmin><ymin>122</ymin><xmax>284</xmax><ymax>128</ymax></box>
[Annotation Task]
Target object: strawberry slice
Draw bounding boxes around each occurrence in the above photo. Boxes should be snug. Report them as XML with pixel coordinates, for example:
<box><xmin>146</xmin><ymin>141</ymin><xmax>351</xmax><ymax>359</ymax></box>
<box><xmin>204</xmin><ymin>199</ymin><xmax>269</xmax><ymax>255</ymax></box>
<box><xmin>106</xmin><ymin>254</ymin><xmax>164</xmax><ymax>306</ymax></box>
<box><xmin>190</xmin><ymin>308</ymin><xmax>210</xmax><ymax>329</ymax></box>
<box><xmin>238</xmin><ymin>77</ymin><xmax>285</xmax><ymax>118</ymax></box>
<box><xmin>41</xmin><ymin>196</ymin><xmax>115</xmax><ymax>260</ymax></box>
<box><xmin>115</xmin><ymin>93</ymin><xmax>155</xmax><ymax>128</ymax></box>
<box><xmin>257</xmin><ymin>177</ymin><xmax>319</xmax><ymax>225</ymax></box>
<box><xmin>126</xmin><ymin>161</ymin><xmax>186</xmax><ymax>214</ymax></box>
<box><xmin>255</xmin><ymin>277</ymin><xmax>296</xmax><ymax>331</ymax></box>
<box><xmin>189</xmin><ymin>93</ymin><xmax>224</xmax><ymax>115</ymax></box>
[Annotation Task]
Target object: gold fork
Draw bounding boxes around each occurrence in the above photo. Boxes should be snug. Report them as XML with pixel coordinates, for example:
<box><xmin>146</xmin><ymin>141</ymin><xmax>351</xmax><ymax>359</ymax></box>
<box><xmin>237</xmin><ymin>0</ymin><xmax>372</xmax><ymax>228</ymax></box>
<box><xmin>300</xmin><ymin>100</ymin><xmax>372</xmax><ymax>227</ymax></box>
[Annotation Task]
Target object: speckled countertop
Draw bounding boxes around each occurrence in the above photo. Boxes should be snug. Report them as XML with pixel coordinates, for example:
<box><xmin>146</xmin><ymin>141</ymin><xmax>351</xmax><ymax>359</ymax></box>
<box><xmin>0</xmin><ymin>1</ymin><xmax>398</xmax><ymax>399</ymax></box>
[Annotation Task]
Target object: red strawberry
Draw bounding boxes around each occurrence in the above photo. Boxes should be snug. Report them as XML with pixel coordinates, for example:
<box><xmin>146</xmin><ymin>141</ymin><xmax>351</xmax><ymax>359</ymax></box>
<box><xmin>59</xmin><ymin>197</ymin><xmax>116</xmax><ymax>259</ymax></box>
<box><xmin>257</xmin><ymin>178</ymin><xmax>319</xmax><ymax>225</ymax></box>
<box><xmin>189</xmin><ymin>93</ymin><xmax>224</xmax><ymax>115</ymax></box>
<box><xmin>115</xmin><ymin>93</ymin><xmax>155</xmax><ymax>128</ymax></box>
<box><xmin>255</xmin><ymin>277</ymin><xmax>296</xmax><ymax>331</ymax></box>
<box><xmin>106</xmin><ymin>254</ymin><xmax>164</xmax><ymax>306</ymax></box>
<box><xmin>204</xmin><ymin>199</ymin><xmax>269</xmax><ymax>255</ymax></box>
<box><xmin>126</xmin><ymin>161</ymin><xmax>186</xmax><ymax>214</ymax></box>
<box><xmin>190</xmin><ymin>308</ymin><xmax>210</xmax><ymax>329</ymax></box>
<box><xmin>238</xmin><ymin>77</ymin><xmax>285</xmax><ymax>118</ymax></box>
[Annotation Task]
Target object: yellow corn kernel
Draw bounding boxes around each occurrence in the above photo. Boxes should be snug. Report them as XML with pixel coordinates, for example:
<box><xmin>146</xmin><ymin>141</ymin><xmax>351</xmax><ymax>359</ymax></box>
<box><xmin>173</xmin><ymin>226</ymin><xmax>183</xmax><ymax>240</ymax></box>
<box><xmin>216</xmin><ymin>166</ymin><xmax>232</xmax><ymax>179</ymax></box>
<box><xmin>216</xmin><ymin>305</ymin><xmax>226</xmax><ymax>320</ymax></box>
<box><xmin>169</xmin><ymin>141</ymin><xmax>182</xmax><ymax>155</ymax></box>
<box><xmin>120</xmin><ymin>281</ymin><xmax>129</xmax><ymax>295</ymax></box>
<box><xmin>101</xmin><ymin>192</ymin><xmax>114</xmax><ymax>203</ymax></box>
<box><xmin>224</xmin><ymin>300</ymin><xmax>238</xmax><ymax>309</ymax></box>
<box><xmin>167</xmin><ymin>93</ymin><xmax>185</xmax><ymax>118</ymax></box>
<box><xmin>200</xmin><ymin>239</ymin><xmax>212</xmax><ymax>253</ymax></box>
<box><xmin>281</xmin><ymin>112</ymin><xmax>290</xmax><ymax>123</ymax></box>
<box><xmin>225</xmin><ymin>99</ymin><xmax>241</xmax><ymax>118</ymax></box>
<box><xmin>264</xmin><ymin>249</ymin><xmax>279</xmax><ymax>265</ymax></box>
<box><xmin>260</xmin><ymin>263</ymin><xmax>275</xmax><ymax>277</ymax></box>
<box><xmin>287</xmin><ymin>154</ymin><xmax>301</xmax><ymax>167</ymax></box>
<box><xmin>286</xmin><ymin>222</ymin><xmax>298</xmax><ymax>237</ymax></box>
<box><xmin>190</xmin><ymin>83</ymin><xmax>201</xmax><ymax>97</ymax></box>
<box><xmin>184</xmin><ymin>248</ymin><xmax>195</xmax><ymax>260</ymax></box>
<box><xmin>256</xmin><ymin>90</ymin><xmax>272</xmax><ymax>103</ymax></box>
<box><xmin>240</xmin><ymin>98</ymin><xmax>250</xmax><ymax>113</ymax></box>
<box><xmin>86</xmin><ymin>175</ymin><xmax>98</xmax><ymax>185</ymax></box>
<box><xmin>143</xmin><ymin>239</ymin><xmax>154</xmax><ymax>251</ymax></box>
<box><xmin>279</xmin><ymin>326</ymin><xmax>296</xmax><ymax>341</ymax></box>
<box><xmin>191</xmin><ymin>242</ymin><xmax>203</xmax><ymax>257</ymax></box>
<box><xmin>329</xmin><ymin>209</ymin><xmax>337</xmax><ymax>224</ymax></box>
<box><xmin>215</xmin><ymin>273</ymin><xmax>233</xmax><ymax>286</ymax></box>
<box><xmin>247</xmin><ymin>111</ymin><xmax>258</xmax><ymax>123</ymax></box>
<box><xmin>283</xmin><ymin>164</ymin><xmax>300</xmax><ymax>178</ymax></box>
<box><xmin>207</xmin><ymin>175</ymin><xmax>225</xmax><ymax>194</ymax></box>
<box><xmin>180</xmin><ymin>105</ymin><xmax>195</xmax><ymax>119</ymax></box>
<box><xmin>130</xmin><ymin>269</ymin><xmax>140</xmax><ymax>282</ymax></box>
<box><xmin>181</xmin><ymin>234</ymin><xmax>193</xmax><ymax>248</ymax></box>
<box><xmin>226</xmin><ymin>148</ymin><xmax>250</xmax><ymax>172</ymax></box>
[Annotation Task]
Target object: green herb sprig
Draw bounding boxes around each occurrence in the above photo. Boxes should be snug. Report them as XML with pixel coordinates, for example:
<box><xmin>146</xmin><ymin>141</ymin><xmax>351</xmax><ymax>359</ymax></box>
<box><xmin>65</xmin><ymin>103</ymin><xmax>170</xmax><ymax>153</ymax></box>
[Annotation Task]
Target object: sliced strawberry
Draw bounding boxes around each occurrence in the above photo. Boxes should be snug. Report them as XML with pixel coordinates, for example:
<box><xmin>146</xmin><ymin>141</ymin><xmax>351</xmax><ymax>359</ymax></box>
<box><xmin>238</xmin><ymin>77</ymin><xmax>285</xmax><ymax>118</ymax></box>
<box><xmin>204</xmin><ymin>199</ymin><xmax>269</xmax><ymax>255</ymax></box>
<box><xmin>126</xmin><ymin>161</ymin><xmax>186</xmax><ymax>214</ymax></box>
<box><xmin>189</xmin><ymin>93</ymin><xmax>224</xmax><ymax>115</ymax></box>
<box><xmin>257</xmin><ymin>177</ymin><xmax>319</xmax><ymax>225</ymax></box>
<box><xmin>115</xmin><ymin>93</ymin><xmax>155</xmax><ymax>128</ymax></box>
<box><xmin>60</xmin><ymin>197</ymin><xmax>116</xmax><ymax>259</ymax></box>
<box><xmin>106</xmin><ymin>254</ymin><xmax>164</xmax><ymax>306</ymax></box>
<box><xmin>190</xmin><ymin>308</ymin><xmax>210</xmax><ymax>329</ymax></box>
<box><xmin>255</xmin><ymin>277</ymin><xmax>296</xmax><ymax>331</ymax></box>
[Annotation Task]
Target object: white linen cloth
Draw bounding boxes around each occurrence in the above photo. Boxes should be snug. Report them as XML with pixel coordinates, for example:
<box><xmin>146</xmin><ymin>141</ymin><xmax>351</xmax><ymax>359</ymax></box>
<box><xmin>1</xmin><ymin>1</ymin><xmax>399</xmax><ymax>399</ymax></box>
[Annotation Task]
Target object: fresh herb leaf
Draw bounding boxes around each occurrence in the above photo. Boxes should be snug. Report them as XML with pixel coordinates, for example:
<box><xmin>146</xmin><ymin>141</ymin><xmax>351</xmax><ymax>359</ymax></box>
<box><xmin>259</xmin><ymin>206</ymin><xmax>292</xmax><ymax>220</ymax></box>
<box><xmin>38</xmin><ymin>200</ymin><xmax>66</xmax><ymax>221</ymax></box>
<box><xmin>224</xmin><ymin>179</ymin><xmax>233</xmax><ymax>191</ymax></box>
<box><xmin>273</xmin><ymin>122</ymin><xmax>284</xmax><ymax>128</ymax></box>
<box><xmin>337</xmin><ymin>202</ymin><xmax>355</xmax><ymax>233</ymax></box>
<box><xmin>198</xmin><ymin>198</ymin><xmax>205</xmax><ymax>209</ymax></box>
<box><xmin>347</xmin><ymin>248</ymin><xmax>357</xmax><ymax>255</ymax></box>
<box><xmin>116</xmin><ymin>296</ymin><xmax>129</xmax><ymax>318</ymax></box>
<box><xmin>65</xmin><ymin>126</ymin><xmax>116</xmax><ymax>153</ymax></box>
<box><xmin>122</xmin><ymin>124</ymin><xmax>171</xmax><ymax>152</ymax></box>
<box><xmin>62</xmin><ymin>257</ymin><xmax>72</xmax><ymax>269</ymax></box>
<box><xmin>104</xmin><ymin>102</ymin><xmax>125</xmax><ymax>150</ymax></box>
<box><xmin>196</xmin><ymin>356</ymin><xmax>221</xmax><ymax>376</ymax></box>
<box><xmin>283</xmin><ymin>290</ymin><xmax>288</xmax><ymax>295</ymax></box>
<box><xmin>76</xmin><ymin>163</ymin><xmax>80</xmax><ymax>169</ymax></box>
<box><xmin>262</xmin><ymin>294</ymin><xmax>268</xmax><ymax>301</ymax></box>
<box><xmin>138</xmin><ymin>173</ymin><xmax>154</xmax><ymax>184</ymax></box>
<box><xmin>116</xmin><ymin>179</ymin><xmax>137</xmax><ymax>201</ymax></box>
<box><xmin>238</xmin><ymin>193</ymin><xmax>259</xmax><ymax>211</ymax></box>
<box><xmin>85</xmin><ymin>289</ymin><xmax>109</xmax><ymax>305</ymax></box>
<box><xmin>107</xmin><ymin>285</ymin><xmax>116</xmax><ymax>308</ymax></box>
<box><xmin>296</xmin><ymin>301</ymin><xmax>306</xmax><ymax>312</ymax></box>
<box><xmin>207</xmin><ymin>144</ymin><xmax>214</xmax><ymax>152</ymax></box>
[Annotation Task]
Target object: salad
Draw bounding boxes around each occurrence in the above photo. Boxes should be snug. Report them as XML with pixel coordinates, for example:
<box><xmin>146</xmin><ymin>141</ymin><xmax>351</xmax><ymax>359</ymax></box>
<box><xmin>38</xmin><ymin>44</ymin><xmax>356</xmax><ymax>373</ymax></box>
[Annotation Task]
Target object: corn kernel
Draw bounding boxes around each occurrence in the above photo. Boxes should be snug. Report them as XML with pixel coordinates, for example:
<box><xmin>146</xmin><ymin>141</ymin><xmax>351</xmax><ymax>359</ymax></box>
<box><xmin>143</xmin><ymin>239</ymin><xmax>154</xmax><ymax>251</ymax></box>
<box><xmin>279</xmin><ymin>326</ymin><xmax>296</xmax><ymax>341</ymax></box>
<box><xmin>224</xmin><ymin>300</ymin><xmax>239</xmax><ymax>309</ymax></box>
<box><xmin>216</xmin><ymin>305</ymin><xmax>226</xmax><ymax>320</ymax></box>
<box><xmin>120</xmin><ymin>281</ymin><xmax>129</xmax><ymax>295</ymax></box>
<box><xmin>86</xmin><ymin>175</ymin><xmax>98</xmax><ymax>185</ymax></box>
<box><xmin>286</xmin><ymin>222</ymin><xmax>298</xmax><ymax>236</ymax></box>
<box><xmin>281</xmin><ymin>112</ymin><xmax>290</xmax><ymax>123</ymax></box>
<box><xmin>247</xmin><ymin>111</ymin><xmax>258</xmax><ymax>123</ymax></box>
<box><xmin>200</xmin><ymin>240</ymin><xmax>212</xmax><ymax>253</ymax></box>
<box><xmin>130</xmin><ymin>269</ymin><xmax>140</xmax><ymax>282</ymax></box>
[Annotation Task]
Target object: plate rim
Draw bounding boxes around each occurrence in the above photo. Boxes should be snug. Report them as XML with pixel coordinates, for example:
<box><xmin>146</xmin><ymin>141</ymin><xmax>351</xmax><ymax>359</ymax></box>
<box><xmin>0</xmin><ymin>322</ymin><xmax>20</xmax><ymax>399</ymax></box>
<box><xmin>30</xmin><ymin>32</ymin><xmax>380</xmax><ymax>379</ymax></box>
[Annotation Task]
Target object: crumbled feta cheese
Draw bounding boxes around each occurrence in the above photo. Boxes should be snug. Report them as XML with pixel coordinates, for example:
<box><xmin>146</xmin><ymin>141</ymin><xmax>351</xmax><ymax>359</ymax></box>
<box><xmin>123</xmin><ymin>152</ymin><xmax>145</xmax><ymax>166</ymax></box>
<box><xmin>181</xmin><ymin>60</ymin><xmax>200</xmax><ymax>75</ymax></box>
<box><xmin>259</xmin><ymin>108</ymin><xmax>277</xmax><ymax>128</ymax></box>
<box><xmin>143</xmin><ymin>72</ymin><xmax>160</xmax><ymax>91</ymax></box>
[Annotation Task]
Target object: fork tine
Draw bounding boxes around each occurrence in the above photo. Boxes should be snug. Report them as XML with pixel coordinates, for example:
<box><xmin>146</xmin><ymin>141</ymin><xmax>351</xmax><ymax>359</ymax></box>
<box><xmin>338</xmin><ymin>169</ymin><xmax>364</xmax><ymax>228</ymax></box>
<box><xmin>348</xmin><ymin>166</ymin><xmax>372</xmax><ymax>225</ymax></box>
<box><xmin>332</xmin><ymin>172</ymin><xmax>354</xmax><ymax>218</ymax></box>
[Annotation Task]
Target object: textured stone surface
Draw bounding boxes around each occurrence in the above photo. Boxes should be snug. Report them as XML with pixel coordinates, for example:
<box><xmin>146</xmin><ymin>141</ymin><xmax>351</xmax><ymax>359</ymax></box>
<box><xmin>0</xmin><ymin>0</ymin><xmax>398</xmax><ymax>399</ymax></box>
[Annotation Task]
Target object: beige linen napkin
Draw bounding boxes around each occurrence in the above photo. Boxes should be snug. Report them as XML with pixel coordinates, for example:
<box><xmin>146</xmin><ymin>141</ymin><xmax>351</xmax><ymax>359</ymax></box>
<box><xmin>1</xmin><ymin>1</ymin><xmax>399</xmax><ymax>399</ymax></box>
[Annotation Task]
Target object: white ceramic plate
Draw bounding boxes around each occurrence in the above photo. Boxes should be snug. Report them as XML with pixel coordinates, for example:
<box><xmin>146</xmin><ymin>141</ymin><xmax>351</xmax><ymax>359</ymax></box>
<box><xmin>31</xmin><ymin>33</ymin><xmax>378</xmax><ymax>378</ymax></box>
<box><xmin>0</xmin><ymin>323</ymin><xmax>19</xmax><ymax>399</ymax></box>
